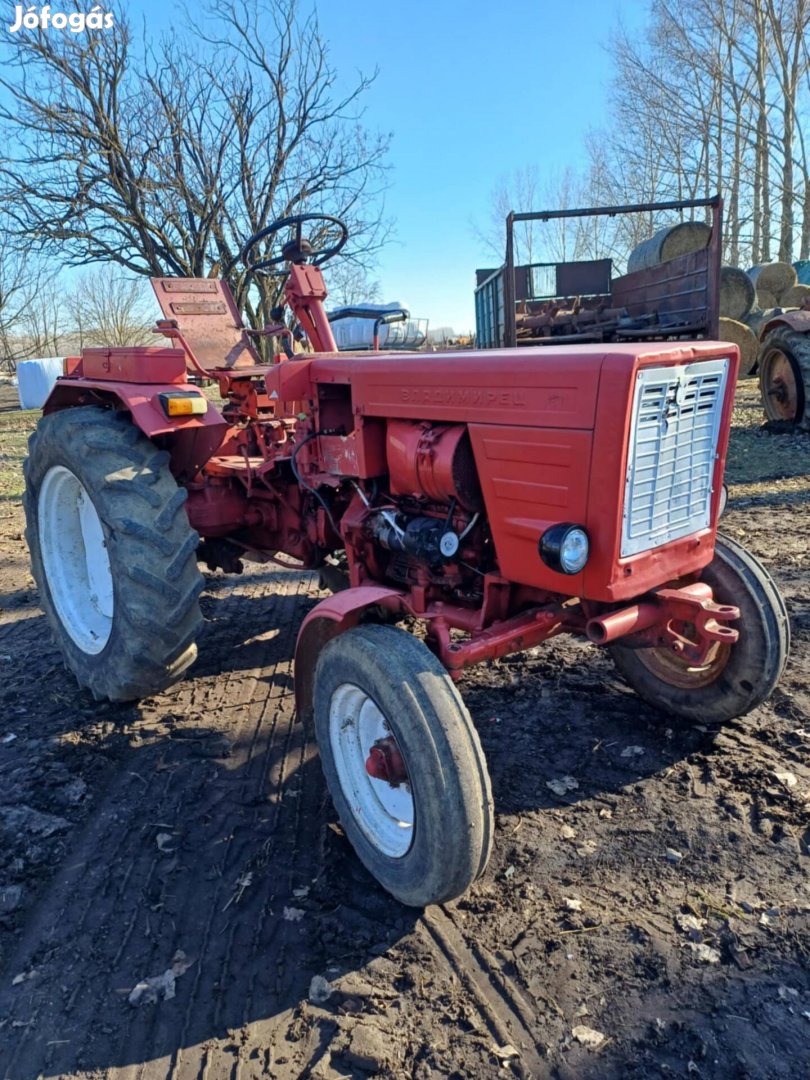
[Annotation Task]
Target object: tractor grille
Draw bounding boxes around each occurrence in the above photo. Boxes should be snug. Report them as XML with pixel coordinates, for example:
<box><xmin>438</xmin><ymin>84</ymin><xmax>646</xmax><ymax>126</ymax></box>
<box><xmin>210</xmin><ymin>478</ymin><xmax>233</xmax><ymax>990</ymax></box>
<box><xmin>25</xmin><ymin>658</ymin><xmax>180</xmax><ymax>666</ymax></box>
<box><xmin>621</xmin><ymin>359</ymin><xmax>729</xmax><ymax>557</ymax></box>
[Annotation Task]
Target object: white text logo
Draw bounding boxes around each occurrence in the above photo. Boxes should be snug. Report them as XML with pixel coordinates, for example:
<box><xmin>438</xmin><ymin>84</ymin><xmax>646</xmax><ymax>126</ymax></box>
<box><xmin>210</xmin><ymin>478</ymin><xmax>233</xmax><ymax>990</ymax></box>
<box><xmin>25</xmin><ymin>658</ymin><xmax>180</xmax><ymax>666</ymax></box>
<box><xmin>8</xmin><ymin>5</ymin><xmax>114</xmax><ymax>32</ymax></box>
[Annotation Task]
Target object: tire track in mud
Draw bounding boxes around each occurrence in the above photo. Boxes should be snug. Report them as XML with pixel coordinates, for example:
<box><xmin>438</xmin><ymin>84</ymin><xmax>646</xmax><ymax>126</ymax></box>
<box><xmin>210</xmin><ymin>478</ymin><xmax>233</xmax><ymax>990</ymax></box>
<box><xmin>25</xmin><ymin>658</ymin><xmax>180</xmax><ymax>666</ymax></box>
<box><xmin>420</xmin><ymin>906</ymin><xmax>548</xmax><ymax>1077</ymax></box>
<box><xmin>0</xmin><ymin>570</ymin><xmax>324</xmax><ymax>1080</ymax></box>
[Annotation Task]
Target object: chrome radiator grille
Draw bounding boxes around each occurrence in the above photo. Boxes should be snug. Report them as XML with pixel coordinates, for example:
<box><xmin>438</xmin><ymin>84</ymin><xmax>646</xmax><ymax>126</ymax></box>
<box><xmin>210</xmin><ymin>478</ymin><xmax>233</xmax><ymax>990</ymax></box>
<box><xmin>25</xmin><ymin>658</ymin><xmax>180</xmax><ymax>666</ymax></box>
<box><xmin>621</xmin><ymin>359</ymin><xmax>729</xmax><ymax>557</ymax></box>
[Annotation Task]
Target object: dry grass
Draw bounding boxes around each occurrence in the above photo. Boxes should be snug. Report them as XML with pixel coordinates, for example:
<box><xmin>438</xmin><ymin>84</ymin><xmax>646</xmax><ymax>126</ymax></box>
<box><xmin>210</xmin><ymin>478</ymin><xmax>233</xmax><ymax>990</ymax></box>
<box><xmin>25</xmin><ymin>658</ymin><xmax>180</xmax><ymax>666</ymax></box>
<box><xmin>0</xmin><ymin>384</ymin><xmax>37</xmax><ymax>502</ymax></box>
<box><xmin>726</xmin><ymin>380</ymin><xmax>810</xmax><ymax>503</ymax></box>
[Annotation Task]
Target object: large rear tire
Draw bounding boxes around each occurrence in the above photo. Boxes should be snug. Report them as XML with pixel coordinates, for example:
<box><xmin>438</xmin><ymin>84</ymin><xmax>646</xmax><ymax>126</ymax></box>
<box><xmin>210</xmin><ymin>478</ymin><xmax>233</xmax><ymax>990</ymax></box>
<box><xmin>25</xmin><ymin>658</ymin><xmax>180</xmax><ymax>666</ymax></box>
<box><xmin>313</xmin><ymin>624</ymin><xmax>493</xmax><ymax>907</ymax></box>
<box><xmin>609</xmin><ymin>535</ymin><xmax>789</xmax><ymax>724</ymax></box>
<box><xmin>23</xmin><ymin>407</ymin><xmax>204</xmax><ymax>701</ymax></box>
<box><xmin>757</xmin><ymin>327</ymin><xmax>810</xmax><ymax>430</ymax></box>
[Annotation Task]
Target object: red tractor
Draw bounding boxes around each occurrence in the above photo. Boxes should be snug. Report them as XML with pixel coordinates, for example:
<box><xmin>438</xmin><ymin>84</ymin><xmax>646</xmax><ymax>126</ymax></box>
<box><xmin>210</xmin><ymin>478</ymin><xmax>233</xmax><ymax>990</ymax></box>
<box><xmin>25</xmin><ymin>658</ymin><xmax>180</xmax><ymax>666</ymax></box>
<box><xmin>23</xmin><ymin>214</ymin><xmax>789</xmax><ymax>906</ymax></box>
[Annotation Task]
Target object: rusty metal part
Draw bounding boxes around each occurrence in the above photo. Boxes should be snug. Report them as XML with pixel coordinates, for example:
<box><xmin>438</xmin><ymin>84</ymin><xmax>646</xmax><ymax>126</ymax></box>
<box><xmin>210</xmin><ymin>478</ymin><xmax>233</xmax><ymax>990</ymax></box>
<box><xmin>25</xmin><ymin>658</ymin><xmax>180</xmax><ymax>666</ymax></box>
<box><xmin>498</xmin><ymin>196</ymin><xmax>722</xmax><ymax>349</ymax></box>
<box><xmin>151</xmin><ymin>279</ymin><xmax>262</xmax><ymax>370</ymax></box>
<box><xmin>759</xmin><ymin>345</ymin><xmax>799</xmax><ymax>422</ymax></box>
<box><xmin>589</xmin><ymin>582</ymin><xmax>740</xmax><ymax>667</ymax></box>
<box><xmin>630</xmin><ymin>638</ymin><xmax>732</xmax><ymax>689</ymax></box>
<box><xmin>365</xmin><ymin>735</ymin><xmax>408</xmax><ymax>786</ymax></box>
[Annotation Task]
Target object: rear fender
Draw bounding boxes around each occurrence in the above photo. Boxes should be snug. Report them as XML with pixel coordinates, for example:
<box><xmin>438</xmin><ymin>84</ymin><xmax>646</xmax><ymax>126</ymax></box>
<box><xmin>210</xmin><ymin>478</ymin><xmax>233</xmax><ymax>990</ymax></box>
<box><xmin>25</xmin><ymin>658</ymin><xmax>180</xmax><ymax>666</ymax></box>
<box><xmin>44</xmin><ymin>378</ymin><xmax>229</xmax><ymax>479</ymax></box>
<box><xmin>294</xmin><ymin>586</ymin><xmax>406</xmax><ymax>722</ymax></box>
<box><xmin>760</xmin><ymin>310</ymin><xmax>810</xmax><ymax>339</ymax></box>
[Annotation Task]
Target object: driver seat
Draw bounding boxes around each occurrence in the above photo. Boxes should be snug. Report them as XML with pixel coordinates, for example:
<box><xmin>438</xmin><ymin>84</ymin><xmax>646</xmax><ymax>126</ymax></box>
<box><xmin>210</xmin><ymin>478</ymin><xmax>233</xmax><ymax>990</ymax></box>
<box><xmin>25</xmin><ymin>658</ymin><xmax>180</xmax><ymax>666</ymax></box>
<box><xmin>151</xmin><ymin>278</ymin><xmax>262</xmax><ymax>371</ymax></box>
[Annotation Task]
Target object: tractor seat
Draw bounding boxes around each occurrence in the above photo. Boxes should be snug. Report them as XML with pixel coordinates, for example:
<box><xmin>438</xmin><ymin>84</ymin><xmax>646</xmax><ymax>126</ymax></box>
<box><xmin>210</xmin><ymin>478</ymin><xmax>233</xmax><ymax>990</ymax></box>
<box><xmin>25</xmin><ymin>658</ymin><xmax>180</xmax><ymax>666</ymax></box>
<box><xmin>151</xmin><ymin>278</ymin><xmax>263</xmax><ymax>371</ymax></box>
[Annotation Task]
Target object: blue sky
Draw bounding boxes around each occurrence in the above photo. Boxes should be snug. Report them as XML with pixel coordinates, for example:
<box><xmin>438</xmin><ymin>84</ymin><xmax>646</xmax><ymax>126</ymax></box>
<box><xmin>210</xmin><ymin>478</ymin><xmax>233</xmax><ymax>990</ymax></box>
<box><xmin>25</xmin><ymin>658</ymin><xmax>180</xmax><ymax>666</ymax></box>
<box><xmin>4</xmin><ymin>0</ymin><xmax>646</xmax><ymax>333</ymax></box>
<box><xmin>315</xmin><ymin>0</ymin><xmax>645</xmax><ymax>332</ymax></box>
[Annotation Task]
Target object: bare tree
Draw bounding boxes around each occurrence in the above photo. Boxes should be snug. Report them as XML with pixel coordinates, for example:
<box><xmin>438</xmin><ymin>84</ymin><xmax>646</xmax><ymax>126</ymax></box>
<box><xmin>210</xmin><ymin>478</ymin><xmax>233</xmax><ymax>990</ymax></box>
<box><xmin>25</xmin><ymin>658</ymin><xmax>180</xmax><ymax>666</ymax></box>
<box><xmin>473</xmin><ymin>165</ymin><xmax>584</xmax><ymax>268</ymax></box>
<box><xmin>324</xmin><ymin>260</ymin><xmax>383</xmax><ymax>308</ymax></box>
<box><xmin>585</xmin><ymin>0</ymin><xmax>810</xmax><ymax>267</ymax></box>
<box><xmin>0</xmin><ymin>0</ymin><xmax>392</xmax><ymax>333</ymax></box>
<box><xmin>66</xmin><ymin>271</ymin><xmax>158</xmax><ymax>348</ymax></box>
<box><xmin>0</xmin><ymin>234</ymin><xmax>58</xmax><ymax>368</ymax></box>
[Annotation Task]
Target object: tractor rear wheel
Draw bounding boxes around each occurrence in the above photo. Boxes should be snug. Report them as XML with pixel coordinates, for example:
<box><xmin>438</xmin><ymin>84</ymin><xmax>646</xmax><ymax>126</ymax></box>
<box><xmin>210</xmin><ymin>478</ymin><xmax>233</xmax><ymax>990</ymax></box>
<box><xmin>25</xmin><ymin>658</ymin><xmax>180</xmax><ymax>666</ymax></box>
<box><xmin>757</xmin><ymin>327</ymin><xmax>810</xmax><ymax>430</ymax></box>
<box><xmin>24</xmin><ymin>406</ymin><xmax>204</xmax><ymax>701</ymax></box>
<box><xmin>609</xmin><ymin>535</ymin><xmax>789</xmax><ymax>725</ymax></box>
<box><xmin>313</xmin><ymin>624</ymin><xmax>493</xmax><ymax>906</ymax></box>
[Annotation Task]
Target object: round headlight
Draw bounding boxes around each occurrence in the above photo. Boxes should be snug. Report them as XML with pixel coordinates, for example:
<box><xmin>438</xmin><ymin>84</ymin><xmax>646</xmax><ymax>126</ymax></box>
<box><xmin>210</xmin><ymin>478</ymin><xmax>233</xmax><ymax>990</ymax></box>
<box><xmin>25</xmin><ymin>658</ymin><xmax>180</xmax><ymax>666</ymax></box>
<box><xmin>539</xmin><ymin>523</ymin><xmax>590</xmax><ymax>575</ymax></box>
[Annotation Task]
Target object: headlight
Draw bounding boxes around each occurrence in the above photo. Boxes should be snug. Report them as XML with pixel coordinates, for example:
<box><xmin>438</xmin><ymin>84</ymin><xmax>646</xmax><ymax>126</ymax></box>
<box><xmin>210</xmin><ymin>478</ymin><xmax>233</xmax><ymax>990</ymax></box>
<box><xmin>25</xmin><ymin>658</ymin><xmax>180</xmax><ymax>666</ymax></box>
<box><xmin>539</xmin><ymin>523</ymin><xmax>590</xmax><ymax>575</ymax></box>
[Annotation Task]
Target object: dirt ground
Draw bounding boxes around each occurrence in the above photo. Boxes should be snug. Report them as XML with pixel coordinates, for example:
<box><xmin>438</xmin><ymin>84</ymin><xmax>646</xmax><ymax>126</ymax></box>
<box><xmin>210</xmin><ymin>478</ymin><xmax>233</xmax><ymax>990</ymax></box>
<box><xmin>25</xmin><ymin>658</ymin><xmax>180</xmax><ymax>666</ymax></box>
<box><xmin>0</xmin><ymin>378</ymin><xmax>808</xmax><ymax>1080</ymax></box>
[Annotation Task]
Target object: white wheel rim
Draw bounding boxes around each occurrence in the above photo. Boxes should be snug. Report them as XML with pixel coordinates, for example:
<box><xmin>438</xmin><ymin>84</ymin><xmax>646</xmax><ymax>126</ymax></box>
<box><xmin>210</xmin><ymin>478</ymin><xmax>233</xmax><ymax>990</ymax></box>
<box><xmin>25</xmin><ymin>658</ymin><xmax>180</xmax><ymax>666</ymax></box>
<box><xmin>38</xmin><ymin>465</ymin><xmax>114</xmax><ymax>656</ymax></box>
<box><xmin>328</xmin><ymin>683</ymin><xmax>414</xmax><ymax>858</ymax></box>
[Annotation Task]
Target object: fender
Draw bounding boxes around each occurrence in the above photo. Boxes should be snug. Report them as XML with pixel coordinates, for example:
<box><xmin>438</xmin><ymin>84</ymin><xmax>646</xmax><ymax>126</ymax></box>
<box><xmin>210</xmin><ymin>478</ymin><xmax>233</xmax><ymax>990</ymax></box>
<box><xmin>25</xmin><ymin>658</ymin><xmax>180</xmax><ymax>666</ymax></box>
<box><xmin>43</xmin><ymin>376</ymin><xmax>228</xmax><ymax>480</ymax></box>
<box><xmin>760</xmin><ymin>309</ymin><xmax>810</xmax><ymax>339</ymax></box>
<box><xmin>294</xmin><ymin>586</ymin><xmax>406</xmax><ymax>722</ymax></box>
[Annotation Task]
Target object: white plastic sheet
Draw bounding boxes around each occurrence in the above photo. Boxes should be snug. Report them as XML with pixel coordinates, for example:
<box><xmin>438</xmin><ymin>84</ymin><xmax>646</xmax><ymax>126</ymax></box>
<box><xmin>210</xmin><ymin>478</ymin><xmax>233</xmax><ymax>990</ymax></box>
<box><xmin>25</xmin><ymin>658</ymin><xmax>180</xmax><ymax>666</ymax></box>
<box><xmin>16</xmin><ymin>358</ymin><xmax>64</xmax><ymax>410</ymax></box>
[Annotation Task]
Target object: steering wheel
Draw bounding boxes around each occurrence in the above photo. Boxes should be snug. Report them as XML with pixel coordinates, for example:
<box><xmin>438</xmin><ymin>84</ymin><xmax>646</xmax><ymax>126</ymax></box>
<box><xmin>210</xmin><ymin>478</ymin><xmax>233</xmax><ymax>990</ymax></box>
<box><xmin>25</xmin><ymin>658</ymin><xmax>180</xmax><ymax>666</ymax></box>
<box><xmin>226</xmin><ymin>213</ymin><xmax>349</xmax><ymax>280</ymax></box>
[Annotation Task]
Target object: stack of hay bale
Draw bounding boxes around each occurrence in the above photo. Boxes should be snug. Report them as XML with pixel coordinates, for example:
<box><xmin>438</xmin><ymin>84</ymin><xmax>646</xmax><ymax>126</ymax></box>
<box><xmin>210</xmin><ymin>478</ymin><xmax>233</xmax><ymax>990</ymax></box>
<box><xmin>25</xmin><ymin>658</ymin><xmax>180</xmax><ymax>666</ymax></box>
<box><xmin>746</xmin><ymin>262</ymin><xmax>810</xmax><ymax>323</ymax></box>
<box><xmin>740</xmin><ymin>262</ymin><xmax>810</xmax><ymax>376</ymax></box>
<box><xmin>626</xmin><ymin>220</ymin><xmax>760</xmax><ymax>374</ymax></box>
<box><xmin>625</xmin><ymin>226</ymin><xmax>810</xmax><ymax>378</ymax></box>
<box><xmin>718</xmin><ymin>266</ymin><xmax>759</xmax><ymax>376</ymax></box>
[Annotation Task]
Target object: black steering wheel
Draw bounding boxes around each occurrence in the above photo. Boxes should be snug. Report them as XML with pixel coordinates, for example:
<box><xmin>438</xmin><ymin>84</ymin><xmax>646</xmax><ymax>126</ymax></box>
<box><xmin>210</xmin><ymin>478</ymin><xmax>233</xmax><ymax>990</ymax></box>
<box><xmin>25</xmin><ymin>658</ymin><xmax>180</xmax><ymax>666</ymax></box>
<box><xmin>225</xmin><ymin>213</ymin><xmax>349</xmax><ymax>280</ymax></box>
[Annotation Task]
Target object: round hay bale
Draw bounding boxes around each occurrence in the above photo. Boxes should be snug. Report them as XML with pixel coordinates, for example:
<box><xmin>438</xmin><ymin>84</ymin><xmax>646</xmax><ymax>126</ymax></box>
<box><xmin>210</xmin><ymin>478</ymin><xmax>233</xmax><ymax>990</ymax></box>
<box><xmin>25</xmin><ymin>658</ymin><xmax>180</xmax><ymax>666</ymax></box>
<box><xmin>719</xmin><ymin>317</ymin><xmax>758</xmax><ymax>376</ymax></box>
<box><xmin>780</xmin><ymin>283</ymin><xmax>810</xmax><ymax>308</ymax></box>
<box><xmin>756</xmin><ymin>289</ymin><xmax>778</xmax><ymax>310</ymax></box>
<box><xmin>719</xmin><ymin>266</ymin><xmax>755</xmax><ymax>320</ymax></box>
<box><xmin>747</xmin><ymin>261</ymin><xmax>797</xmax><ymax>297</ymax></box>
<box><xmin>627</xmin><ymin>221</ymin><xmax>711</xmax><ymax>273</ymax></box>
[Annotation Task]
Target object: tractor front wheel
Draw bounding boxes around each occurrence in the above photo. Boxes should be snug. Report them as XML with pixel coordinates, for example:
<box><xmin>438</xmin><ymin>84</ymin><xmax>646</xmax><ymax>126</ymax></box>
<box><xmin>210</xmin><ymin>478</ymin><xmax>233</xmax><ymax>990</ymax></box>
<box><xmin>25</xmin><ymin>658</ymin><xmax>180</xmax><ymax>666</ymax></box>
<box><xmin>24</xmin><ymin>406</ymin><xmax>204</xmax><ymax>701</ymax></box>
<box><xmin>313</xmin><ymin>624</ymin><xmax>493</xmax><ymax>907</ymax></box>
<box><xmin>609</xmin><ymin>535</ymin><xmax>789</xmax><ymax>724</ymax></box>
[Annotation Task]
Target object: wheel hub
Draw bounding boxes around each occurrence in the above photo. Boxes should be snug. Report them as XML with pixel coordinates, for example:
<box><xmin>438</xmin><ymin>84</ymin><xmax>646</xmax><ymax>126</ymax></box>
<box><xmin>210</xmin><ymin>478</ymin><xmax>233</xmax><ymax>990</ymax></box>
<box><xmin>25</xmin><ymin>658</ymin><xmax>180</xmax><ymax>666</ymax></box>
<box><xmin>328</xmin><ymin>683</ymin><xmax>414</xmax><ymax>858</ymax></box>
<box><xmin>365</xmin><ymin>736</ymin><xmax>408</xmax><ymax>786</ymax></box>
<box><xmin>37</xmin><ymin>465</ymin><xmax>114</xmax><ymax>656</ymax></box>
<box><xmin>762</xmin><ymin>349</ymin><xmax>798</xmax><ymax>421</ymax></box>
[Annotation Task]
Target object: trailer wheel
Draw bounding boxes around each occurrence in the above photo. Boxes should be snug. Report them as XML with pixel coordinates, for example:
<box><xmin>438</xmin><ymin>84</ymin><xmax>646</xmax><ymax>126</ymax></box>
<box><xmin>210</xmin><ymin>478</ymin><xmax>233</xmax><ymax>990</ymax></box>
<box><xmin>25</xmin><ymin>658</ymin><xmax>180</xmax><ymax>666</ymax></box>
<box><xmin>313</xmin><ymin>624</ymin><xmax>493</xmax><ymax>906</ymax></box>
<box><xmin>609</xmin><ymin>535</ymin><xmax>789</xmax><ymax>724</ymax></box>
<box><xmin>757</xmin><ymin>327</ymin><xmax>810</xmax><ymax>430</ymax></box>
<box><xmin>23</xmin><ymin>406</ymin><xmax>204</xmax><ymax>701</ymax></box>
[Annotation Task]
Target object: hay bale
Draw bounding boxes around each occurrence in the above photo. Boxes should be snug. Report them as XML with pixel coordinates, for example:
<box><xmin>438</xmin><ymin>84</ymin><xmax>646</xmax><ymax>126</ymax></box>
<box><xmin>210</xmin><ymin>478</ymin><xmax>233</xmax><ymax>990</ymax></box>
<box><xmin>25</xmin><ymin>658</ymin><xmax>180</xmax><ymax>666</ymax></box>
<box><xmin>719</xmin><ymin>266</ymin><xmax>755</xmax><ymax>320</ymax></box>
<box><xmin>780</xmin><ymin>283</ymin><xmax>810</xmax><ymax>308</ymax></box>
<box><xmin>627</xmin><ymin>221</ymin><xmax>711</xmax><ymax>273</ymax></box>
<box><xmin>756</xmin><ymin>289</ymin><xmax>778</xmax><ymax>309</ymax></box>
<box><xmin>748</xmin><ymin>261</ymin><xmax>797</xmax><ymax>297</ymax></box>
<box><xmin>719</xmin><ymin>317</ymin><xmax>758</xmax><ymax>376</ymax></box>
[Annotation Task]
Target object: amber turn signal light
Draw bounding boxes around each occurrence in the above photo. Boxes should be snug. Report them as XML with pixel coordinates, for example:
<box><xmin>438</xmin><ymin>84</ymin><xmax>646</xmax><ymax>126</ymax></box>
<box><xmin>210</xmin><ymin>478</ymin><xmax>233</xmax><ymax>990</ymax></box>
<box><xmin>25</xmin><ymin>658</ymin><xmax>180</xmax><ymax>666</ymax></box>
<box><xmin>158</xmin><ymin>392</ymin><xmax>207</xmax><ymax>418</ymax></box>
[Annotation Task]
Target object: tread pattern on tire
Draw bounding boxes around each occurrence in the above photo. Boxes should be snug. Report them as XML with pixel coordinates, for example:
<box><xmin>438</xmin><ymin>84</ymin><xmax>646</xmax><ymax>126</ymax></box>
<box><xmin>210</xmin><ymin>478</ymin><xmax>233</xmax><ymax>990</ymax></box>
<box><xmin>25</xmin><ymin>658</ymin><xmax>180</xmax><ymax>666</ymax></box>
<box><xmin>313</xmin><ymin>623</ymin><xmax>494</xmax><ymax>907</ymax></box>
<box><xmin>609</xmin><ymin>533</ymin><xmax>790</xmax><ymax>724</ymax></box>
<box><xmin>23</xmin><ymin>406</ymin><xmax>204</xmax><ymax>701</ymax></box>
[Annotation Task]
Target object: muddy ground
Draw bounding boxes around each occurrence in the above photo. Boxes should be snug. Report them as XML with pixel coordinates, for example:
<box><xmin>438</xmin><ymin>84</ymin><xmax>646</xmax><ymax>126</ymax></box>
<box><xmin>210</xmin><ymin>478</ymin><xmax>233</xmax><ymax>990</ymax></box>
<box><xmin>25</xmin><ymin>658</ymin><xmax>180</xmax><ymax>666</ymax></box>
<box><xmin>0</xmin><ymin>379</ymin><xmax>808</xmax><ymax>1080</ymax></box>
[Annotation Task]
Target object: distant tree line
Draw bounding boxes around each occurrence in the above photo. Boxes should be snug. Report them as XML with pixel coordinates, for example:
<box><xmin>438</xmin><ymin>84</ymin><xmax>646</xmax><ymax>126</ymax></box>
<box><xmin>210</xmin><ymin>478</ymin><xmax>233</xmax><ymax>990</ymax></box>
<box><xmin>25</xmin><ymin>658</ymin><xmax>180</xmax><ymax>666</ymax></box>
<box><xmin>479</xmin><ymin>0</ymin><xmax>810</xmax><ymax>273</ymax></box>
